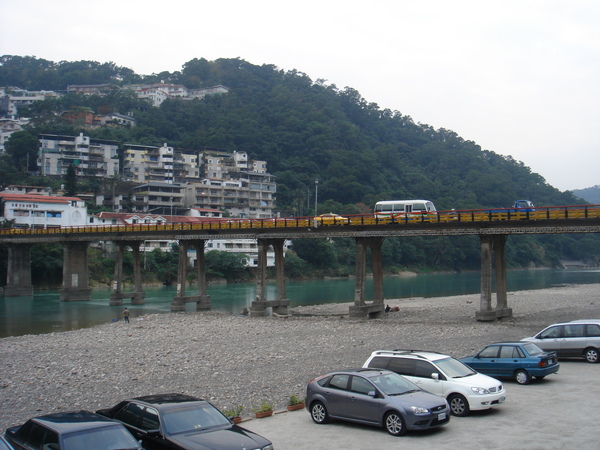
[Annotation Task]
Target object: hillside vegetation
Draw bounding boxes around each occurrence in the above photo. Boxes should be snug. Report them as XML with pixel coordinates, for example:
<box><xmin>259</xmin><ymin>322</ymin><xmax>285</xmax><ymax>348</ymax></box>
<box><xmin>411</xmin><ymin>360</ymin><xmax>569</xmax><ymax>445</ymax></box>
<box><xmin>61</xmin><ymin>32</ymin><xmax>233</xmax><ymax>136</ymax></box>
<box><xmin>1</xmin><ymin>55</ymin><xmax>599</xmax><ymax>278</ymax></box>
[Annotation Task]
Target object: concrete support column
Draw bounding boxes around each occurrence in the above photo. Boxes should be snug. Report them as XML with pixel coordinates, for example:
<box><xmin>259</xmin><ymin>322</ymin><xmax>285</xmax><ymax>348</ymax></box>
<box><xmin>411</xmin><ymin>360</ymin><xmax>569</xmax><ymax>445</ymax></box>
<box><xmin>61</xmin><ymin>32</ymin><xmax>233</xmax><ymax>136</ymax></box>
<box><xmin>493</xmin><ymin>235</ymin><xmax>512</xmax><ymax>319</ymax></box>
<box><xmin>349</xmin><ymin>237</ymin><xmax>384</xmax><ymax>319</ymax></box>
<box><xmin>131</xmin><ymin>243</ymin><xmax>145</xmax><ymax>305</ymax></box>
<box><xmin>476</xmin><ymin>235</ymin><xmax>498</xmax><ymax>321</ymax></box>
<box><xmin>192</xmin><ymin>240</ymin><xmax>211</xmax><ymax>310</ymax></box>
<box><xmin>250</xmin><ymin>239</ymin><xmax>269</xmax><ymax>317</ymax></box>
<box><xmin>110</xmin><ymin>242</ymin><xmax>145</xmax><ymax>306</ymax></box>
<box><xmin>5</xmin><ymin>244</ymin><xmax>34</xmax><ymax>297</ymax></box>
<box><xmin>250</xmin><ymin>239</ymin><xmax>290</xmax><ymax>317</ymax></box>
<box><xmin>271</xmin><ymin>239</ymin><xmax>289</xmax><ymax>315</ymax></box>
<box><xmin>371</xmin><ymin>238</ymin><xmax>384</xmax><ymax>304</ymax></box>
<box><xmin>60</xmin><ymin>242</ymin><xmax>91</xmax><ymax>301</ymax></box>
<box><xmin>109</xmin><ymin>242</ymin><xmax>125</xmax><ymax>305</ymax></box>
<box><xmin>171</xmin><ymin>241</ymin><xmax>189</xmax><ymax>311</ymax></box>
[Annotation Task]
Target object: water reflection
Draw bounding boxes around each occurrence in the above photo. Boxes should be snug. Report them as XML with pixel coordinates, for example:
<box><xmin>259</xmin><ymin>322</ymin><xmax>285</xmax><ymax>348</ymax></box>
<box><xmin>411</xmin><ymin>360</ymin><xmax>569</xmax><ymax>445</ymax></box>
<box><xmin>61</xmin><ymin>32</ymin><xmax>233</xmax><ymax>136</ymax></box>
<box><xmin>1</xmin><ymin>269</ymin><xmax>599</xmax><ymax>338</ymax></box>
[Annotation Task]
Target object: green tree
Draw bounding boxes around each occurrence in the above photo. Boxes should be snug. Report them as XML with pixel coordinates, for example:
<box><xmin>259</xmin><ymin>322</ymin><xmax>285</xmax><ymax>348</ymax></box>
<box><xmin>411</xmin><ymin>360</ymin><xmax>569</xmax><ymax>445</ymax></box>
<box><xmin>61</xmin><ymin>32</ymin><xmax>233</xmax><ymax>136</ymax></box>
<box><xmin>4</xmin><ymin>131</ymin><xmax>38</xmax><ymax>172</ymax></box>
<box><xmin>205</xmin><ymin>250</ymin><xmax>248</xmax><ymax>281</ymax></box>
<box><xmin>65</xmin><ymin>164</ymin><xmax>78</xmax><ymax>196</ymax></box>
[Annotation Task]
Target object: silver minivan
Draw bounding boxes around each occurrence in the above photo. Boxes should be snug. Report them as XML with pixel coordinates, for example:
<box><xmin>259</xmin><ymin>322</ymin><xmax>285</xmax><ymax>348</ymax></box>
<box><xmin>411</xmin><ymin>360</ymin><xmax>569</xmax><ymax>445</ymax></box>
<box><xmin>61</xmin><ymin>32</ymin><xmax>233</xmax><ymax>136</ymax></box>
<box><xmin>521</xmin><ymin>320</ymin><xmax>600</xmax><ymax>363</ymax></box>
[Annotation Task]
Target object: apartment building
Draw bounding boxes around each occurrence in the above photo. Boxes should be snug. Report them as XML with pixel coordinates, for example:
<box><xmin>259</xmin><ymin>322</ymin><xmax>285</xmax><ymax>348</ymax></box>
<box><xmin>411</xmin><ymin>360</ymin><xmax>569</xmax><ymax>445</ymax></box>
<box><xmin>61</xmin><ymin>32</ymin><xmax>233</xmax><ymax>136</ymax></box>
<box><xmin>124</xmin><ymin>146</ymin><xmax>276</xmax><ymax>219</ymax></box>
<box><xmin>123</xmin><ymin>143</ymin><xmax>201</xmax><ymax>184</ymax></box>
<box><xmin>130</xmin><ymin>182</ymin><xmax>186</xmax><ymax>215</ymax></box>
<box><xmin>38</xmin><ymin>133</ymin><xmax>120</xmax><ymax>178</ymax></box>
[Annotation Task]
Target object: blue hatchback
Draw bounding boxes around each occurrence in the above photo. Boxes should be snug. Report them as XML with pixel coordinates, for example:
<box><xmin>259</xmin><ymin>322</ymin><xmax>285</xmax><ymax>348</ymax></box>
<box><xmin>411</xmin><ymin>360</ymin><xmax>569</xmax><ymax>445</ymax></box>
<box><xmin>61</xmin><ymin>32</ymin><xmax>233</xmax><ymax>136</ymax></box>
<box><xmin>460</xmin><ymin>342</ymin><xmax>559</xmax><ymax>385</ymax></box>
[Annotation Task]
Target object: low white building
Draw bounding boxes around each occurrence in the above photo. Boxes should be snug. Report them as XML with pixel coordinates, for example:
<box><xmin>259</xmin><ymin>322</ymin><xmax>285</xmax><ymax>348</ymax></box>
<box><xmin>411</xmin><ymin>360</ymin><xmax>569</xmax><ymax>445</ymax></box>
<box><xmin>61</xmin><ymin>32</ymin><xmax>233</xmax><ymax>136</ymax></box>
<box><xmin>0</xmin><ymin>192</ymin><xmax>88</xmax><ymax>228</ymax></box>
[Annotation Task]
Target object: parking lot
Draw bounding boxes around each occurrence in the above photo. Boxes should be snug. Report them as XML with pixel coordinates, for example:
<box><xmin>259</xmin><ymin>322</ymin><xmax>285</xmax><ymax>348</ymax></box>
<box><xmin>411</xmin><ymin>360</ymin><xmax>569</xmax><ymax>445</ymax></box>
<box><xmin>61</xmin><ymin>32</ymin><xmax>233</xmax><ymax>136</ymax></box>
<box><xmin>246</xmin><ymin>361</ymin><xmax>600</xmax><ymax>449</ymax></box>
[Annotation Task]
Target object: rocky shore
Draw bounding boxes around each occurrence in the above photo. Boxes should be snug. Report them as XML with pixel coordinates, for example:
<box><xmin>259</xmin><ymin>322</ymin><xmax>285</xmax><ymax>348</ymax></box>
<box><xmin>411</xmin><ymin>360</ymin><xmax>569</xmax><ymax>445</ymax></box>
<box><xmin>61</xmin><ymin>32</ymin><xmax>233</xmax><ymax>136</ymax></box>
<box><xmin>1</xmin><ymin>283</ymin><xmax>598</xmax><ymax>431</ymax></box>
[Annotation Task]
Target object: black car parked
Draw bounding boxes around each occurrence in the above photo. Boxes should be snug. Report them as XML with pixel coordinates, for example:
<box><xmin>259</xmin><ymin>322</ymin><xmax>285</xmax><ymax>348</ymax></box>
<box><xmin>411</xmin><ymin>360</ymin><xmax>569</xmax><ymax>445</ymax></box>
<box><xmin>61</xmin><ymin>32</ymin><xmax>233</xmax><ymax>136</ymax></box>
<box><xmin>96</xmin><ymin>393</ymin><xmax>273</xmax><ymax>450</ymax></box>
<box><xmin>4</xmin><ymin>410</ymin><xmax>141</xmax><ymax>450</ymax></box>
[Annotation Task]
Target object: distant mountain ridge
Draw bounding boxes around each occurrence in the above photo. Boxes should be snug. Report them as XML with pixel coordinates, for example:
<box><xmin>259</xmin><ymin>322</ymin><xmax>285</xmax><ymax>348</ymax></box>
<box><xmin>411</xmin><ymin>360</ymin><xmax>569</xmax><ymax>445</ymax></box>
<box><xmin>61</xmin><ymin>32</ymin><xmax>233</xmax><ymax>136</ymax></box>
<box><xmin>571</xmin><ymin>185</ymin><xmax>600</xmax><ymax>204</ymax></box>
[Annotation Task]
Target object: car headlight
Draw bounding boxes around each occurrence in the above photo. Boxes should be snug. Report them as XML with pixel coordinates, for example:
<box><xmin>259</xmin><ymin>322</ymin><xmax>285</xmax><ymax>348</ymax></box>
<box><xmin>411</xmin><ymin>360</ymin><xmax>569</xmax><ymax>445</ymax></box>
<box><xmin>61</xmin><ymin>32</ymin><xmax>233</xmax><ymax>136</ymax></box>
<box><xmin>261</xmin><ymin>445</ymin><xmax>274</xmax><ymax>450</ymax></box>
<box><xmin>410</xmin><ymin>406</ymin><xmax>430</xmax><ymax>415</ymax></box>
<box><xmin>471</xmin><ymin>387</ymin><xmax>491</xmax><ymax>395</ymax></box>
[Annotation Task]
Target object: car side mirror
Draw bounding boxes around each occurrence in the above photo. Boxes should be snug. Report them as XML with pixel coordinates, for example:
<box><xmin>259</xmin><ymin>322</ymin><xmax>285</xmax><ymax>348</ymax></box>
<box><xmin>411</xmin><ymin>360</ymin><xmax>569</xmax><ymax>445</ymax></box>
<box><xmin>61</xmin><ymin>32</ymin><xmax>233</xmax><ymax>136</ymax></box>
<box><xmin>368</xmin><ymin>390</ymin><xmax>376</xmax><ymax>397</ymax></box>
<box><xmin>431</xmin><ymin>373</ymin><xmax>439</xmax><ymax>380</ymax></box>
<box><xmin>146</xmin><ymin>430</ymin><xmax>161</xmax><ymax>437</ymax></box>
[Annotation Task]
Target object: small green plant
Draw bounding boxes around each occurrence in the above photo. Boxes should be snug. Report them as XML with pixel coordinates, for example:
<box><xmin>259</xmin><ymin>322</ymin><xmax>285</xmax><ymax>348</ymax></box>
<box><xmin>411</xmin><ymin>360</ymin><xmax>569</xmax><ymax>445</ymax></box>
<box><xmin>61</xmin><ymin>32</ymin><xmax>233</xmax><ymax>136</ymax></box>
<box><xmin>222</xmin><ymin>405</ymin><xmax>243</xmax><ymax>418</ymax></box>
<box><xmin>288</xmin><ymin>393</ymin><xmax>304</xmax><ymax>406</ymax></box>
<box><xmin>253</xmin><ymin>401</ymin><xmax>273</xmax><ymax>413</ymax></box>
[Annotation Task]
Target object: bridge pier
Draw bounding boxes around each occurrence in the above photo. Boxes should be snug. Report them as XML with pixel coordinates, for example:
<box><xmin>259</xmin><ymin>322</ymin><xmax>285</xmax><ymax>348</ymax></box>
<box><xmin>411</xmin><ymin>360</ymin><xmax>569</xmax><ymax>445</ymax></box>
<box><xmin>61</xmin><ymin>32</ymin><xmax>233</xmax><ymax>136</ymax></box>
<box><xmin>5</xmin><ymin>244</ymin><xmax>34</xmax><ymax>297</ymax></box>
<box><xmin>171</xmin><ymin>240</ymin><xmax>211</xmax><ymax>311</ymax></box>
<box><xmin>250</xmin><ymin>239</ymin><xmax>290</xmax><ymax>317</ymax></box>
<box><xmin>476</xmin><ymin>235</ymin><xmax>512</xmax><ymax>321</ymax></box>
<box><xmin>110</xmin><ymin>241</ymin><xmax>145</xmax><ymax>306</ymax></box>
<box><xmin>60</xmin><ymin>242</ymin><xmax>92</xmax><ymax>301</ymax></box>
<box><xmin>349</xmin><ymin>237</ymin><xmax>385</xmax><ymax>319</ymax></box>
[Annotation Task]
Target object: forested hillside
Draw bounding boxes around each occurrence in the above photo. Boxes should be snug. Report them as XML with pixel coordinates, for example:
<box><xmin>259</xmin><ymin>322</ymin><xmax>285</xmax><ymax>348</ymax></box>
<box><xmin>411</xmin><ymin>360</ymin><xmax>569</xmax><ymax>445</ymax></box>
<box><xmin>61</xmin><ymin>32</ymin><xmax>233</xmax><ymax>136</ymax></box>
<box><xmin>1</xmin><ymin>55</ymin><xmax>599</xmax><ymax>274</ymax></box>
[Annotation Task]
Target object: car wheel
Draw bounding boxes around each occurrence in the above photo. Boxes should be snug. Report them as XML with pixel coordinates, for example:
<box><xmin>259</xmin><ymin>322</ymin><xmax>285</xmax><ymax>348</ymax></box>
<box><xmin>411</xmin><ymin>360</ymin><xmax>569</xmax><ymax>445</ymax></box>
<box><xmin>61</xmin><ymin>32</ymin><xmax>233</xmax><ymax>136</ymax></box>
<box><xmin>448</xmin><ymin>394</ymin><xmax>470</xmax><ymax>417</ymax></box>
<box><xmin>384</xmin><ymin>411</ymin><xmax>407</xmax><ymax>436</ymax></box>
<box><xmin>584</xmin><ymin>347</ymin><xmax>599</xmax><ymax>363</ymax></box>
<box><xmin>515</xmin><ymin>369</ymin><xmax>531</xmax><ymax>385</ymax></box>
<box><xmin>310</xmin><ymin>401</ymin><xmax>330</xmax><ymax>424</ymax></box>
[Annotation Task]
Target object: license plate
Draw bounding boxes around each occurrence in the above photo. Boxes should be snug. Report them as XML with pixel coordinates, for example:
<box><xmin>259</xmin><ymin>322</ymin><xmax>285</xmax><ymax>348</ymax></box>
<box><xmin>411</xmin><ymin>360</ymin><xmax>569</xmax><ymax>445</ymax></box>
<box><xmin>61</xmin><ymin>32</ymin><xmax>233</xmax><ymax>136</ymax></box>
<box><xmin>549</xmin><ymin>359</ymin><xmax>554</xmax><ymax>364</ymax></box>
<box><xmin>438</xmin><ymin>412</ymin><xmax>447</xmax><ymax>421</ymax></box>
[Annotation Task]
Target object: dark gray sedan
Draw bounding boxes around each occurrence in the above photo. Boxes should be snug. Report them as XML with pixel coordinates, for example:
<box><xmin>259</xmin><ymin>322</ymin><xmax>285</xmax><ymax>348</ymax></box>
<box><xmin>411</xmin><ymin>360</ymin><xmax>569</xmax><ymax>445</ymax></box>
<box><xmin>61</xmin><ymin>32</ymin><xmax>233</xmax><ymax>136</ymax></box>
<box><xmin>306</xmin><ymin>368</ymin><xmax>450</xmax><ymax>436</ymax></box>
<box><xmin>96</xmin><ymin>393</ymin><xmax>273</xmax><ymax>450</ymax></box>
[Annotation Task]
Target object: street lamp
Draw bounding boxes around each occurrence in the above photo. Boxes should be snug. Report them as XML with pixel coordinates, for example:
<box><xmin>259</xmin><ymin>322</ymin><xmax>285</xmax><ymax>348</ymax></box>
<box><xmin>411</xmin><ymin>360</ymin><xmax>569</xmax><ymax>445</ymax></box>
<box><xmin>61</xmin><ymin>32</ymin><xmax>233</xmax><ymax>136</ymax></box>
<box><xmin>314</xmin><ymin>178</ymin><xmax>319</xmax><ymax>216</ymax></box>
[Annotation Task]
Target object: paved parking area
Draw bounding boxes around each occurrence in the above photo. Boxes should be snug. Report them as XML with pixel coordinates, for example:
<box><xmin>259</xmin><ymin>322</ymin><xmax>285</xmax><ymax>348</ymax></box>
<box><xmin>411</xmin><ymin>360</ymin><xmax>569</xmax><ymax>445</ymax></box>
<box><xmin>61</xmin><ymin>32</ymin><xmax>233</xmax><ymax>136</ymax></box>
<box><xmin>245</xmin><ymin>361</ymin><xmax>600</xmax><ymax>449</ymax></box>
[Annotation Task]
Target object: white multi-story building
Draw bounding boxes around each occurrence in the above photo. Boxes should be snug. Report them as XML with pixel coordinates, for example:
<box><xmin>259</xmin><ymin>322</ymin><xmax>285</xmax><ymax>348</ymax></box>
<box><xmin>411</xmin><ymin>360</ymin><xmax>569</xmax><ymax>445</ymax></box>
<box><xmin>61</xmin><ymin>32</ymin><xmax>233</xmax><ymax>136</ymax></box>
<box><xmin>38</xmin><ymin>133</ymin><xmax>120</xmax><ymax>178</ymax></box>
<box><xmin>123</xmin><ymin>83</ymin><xmax>229</xmax><ymax>107</ymax></box>
<box><xmin>0</xmin><ymin>87</ymin><xmax>60</xmax><ymax>116</ymax></box>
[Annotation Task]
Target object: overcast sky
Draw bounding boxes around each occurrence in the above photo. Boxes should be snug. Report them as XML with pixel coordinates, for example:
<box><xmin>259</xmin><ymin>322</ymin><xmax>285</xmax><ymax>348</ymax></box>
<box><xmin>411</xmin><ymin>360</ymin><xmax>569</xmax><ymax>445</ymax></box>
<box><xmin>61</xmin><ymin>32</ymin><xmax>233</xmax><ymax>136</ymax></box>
<box><xmin>2</xmin><ymin>0</ymin><xmax>599</xmax><ymax>192</ymax></box>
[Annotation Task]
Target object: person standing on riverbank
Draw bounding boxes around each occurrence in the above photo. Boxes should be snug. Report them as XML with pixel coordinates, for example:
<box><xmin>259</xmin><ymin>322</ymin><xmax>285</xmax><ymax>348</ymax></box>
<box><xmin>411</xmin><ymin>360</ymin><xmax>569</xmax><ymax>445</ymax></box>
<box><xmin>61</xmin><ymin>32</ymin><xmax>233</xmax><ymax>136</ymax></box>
<box><xmin>123</xmin><ymin>308</ymin><xmax>130</xmax><ymax>324</ymax></box>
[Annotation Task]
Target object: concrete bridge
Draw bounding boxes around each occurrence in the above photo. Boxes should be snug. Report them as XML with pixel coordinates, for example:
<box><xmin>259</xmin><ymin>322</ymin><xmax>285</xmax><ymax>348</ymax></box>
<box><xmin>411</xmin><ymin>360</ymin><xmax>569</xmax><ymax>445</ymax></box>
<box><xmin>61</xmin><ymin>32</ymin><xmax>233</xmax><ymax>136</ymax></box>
<box><xmin>1</xmin><ymin>205</ymin><xmax>599</xmax><ymax>321</ymax></box>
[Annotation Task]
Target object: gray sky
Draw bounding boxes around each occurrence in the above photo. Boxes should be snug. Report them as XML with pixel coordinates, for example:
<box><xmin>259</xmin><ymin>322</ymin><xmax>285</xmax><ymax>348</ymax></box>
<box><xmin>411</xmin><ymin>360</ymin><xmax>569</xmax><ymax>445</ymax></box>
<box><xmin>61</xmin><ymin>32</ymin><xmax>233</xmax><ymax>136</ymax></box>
<box><xmin>2</xmin><ymin>0</ymin><xmax>599</xmax><ymax>192</ymax></box>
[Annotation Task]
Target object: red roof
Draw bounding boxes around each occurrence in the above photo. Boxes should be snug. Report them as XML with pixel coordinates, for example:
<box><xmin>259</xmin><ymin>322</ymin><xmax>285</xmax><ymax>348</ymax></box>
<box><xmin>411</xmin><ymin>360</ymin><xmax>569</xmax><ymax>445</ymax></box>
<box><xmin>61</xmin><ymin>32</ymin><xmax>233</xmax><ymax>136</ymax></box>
<box><xmin>0</xmin><ymin>193</ymin><xmax>82</xmax><ymax>204</ymax></box>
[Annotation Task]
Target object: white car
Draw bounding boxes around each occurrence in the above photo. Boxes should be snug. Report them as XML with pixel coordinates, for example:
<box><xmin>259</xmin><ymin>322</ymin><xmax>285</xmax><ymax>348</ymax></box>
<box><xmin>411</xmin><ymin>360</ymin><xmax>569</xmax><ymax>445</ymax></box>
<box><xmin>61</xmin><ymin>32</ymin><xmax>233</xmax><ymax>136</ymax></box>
<box><xmin>363</xmin><ymin>350</ymin><xmax>506</xmax><ymax>416</ymax></box>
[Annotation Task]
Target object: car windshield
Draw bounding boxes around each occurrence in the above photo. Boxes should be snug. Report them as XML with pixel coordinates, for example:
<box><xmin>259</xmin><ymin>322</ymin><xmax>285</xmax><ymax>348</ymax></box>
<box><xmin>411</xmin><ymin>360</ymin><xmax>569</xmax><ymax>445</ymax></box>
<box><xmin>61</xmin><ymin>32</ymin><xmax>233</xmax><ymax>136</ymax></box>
<box><xmin>435</xmin><ymin>357</ymin><xmax>476</xmax><ymax>378</ymax></box>
<box><xmin>162</xmin><ymin>404</ymin><xmax>231</xmax><ymax>435</ymax></box>
<box><xmin>62</xmin><ymin>425</ymin><xmax>140</xmax><ymax>450</ymax></box>
<box><xmin>522</xmin><ymin>342</ymin><xmax>545</xmax><ymax>356</ymax></box>
<box><xmin>369</xmin><ymin>372</ymin><xmax>421</xmax><ymax>396</ymax></box>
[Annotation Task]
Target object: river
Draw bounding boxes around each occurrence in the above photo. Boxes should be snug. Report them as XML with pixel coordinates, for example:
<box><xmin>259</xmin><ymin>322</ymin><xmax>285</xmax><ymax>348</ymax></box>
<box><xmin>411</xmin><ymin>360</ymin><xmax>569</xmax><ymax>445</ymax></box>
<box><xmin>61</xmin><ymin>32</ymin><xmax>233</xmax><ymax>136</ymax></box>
<box><xmin>1</xmin><ymin>269</ymin><xmax>599</xmax><ymax>338</ymax></box>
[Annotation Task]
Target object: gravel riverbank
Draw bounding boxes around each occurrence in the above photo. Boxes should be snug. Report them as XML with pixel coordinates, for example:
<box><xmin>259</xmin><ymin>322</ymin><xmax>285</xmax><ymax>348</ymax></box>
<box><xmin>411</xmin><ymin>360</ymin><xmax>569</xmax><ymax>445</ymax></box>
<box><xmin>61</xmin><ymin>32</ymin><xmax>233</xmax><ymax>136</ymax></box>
<box><xmin>1</xmin><ymin>283</ymin><xmax>599</xmax><ymax>431</ymax></box>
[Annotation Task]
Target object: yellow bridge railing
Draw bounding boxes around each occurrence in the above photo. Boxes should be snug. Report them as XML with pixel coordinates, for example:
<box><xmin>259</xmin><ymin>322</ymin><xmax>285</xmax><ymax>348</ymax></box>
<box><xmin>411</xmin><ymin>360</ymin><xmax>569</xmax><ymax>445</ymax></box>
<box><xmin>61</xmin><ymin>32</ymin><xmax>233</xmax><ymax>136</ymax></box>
<box><xmin>1</xmin><ymin>205</ymin><xmax>599</xmax><ymax>236</ymax></box>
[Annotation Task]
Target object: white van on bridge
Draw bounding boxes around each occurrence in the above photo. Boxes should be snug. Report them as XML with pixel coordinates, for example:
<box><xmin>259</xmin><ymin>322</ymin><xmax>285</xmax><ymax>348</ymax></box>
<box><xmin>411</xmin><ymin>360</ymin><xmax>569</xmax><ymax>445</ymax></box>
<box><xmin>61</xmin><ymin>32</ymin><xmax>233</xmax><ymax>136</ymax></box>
<box><xmin>374</xmin><ymin>199</ymin><xmax>437</xmax><ymax>220</ymax></box>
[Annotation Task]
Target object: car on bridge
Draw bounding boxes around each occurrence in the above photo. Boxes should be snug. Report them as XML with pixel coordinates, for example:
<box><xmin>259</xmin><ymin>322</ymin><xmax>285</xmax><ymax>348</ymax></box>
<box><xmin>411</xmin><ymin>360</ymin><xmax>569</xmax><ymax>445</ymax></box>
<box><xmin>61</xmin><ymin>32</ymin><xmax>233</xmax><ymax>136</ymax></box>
<box><xmin>314</xmin><ymin>213</ymin><xmax>349</xmax><ymax>225</ymax></box>
<box><xmin>96</xmin><ymin>393</ymin><xmax>273</xmax><ymax>450</ymax></box>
